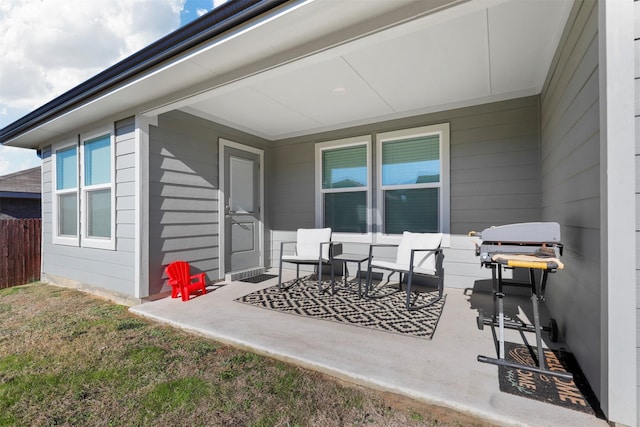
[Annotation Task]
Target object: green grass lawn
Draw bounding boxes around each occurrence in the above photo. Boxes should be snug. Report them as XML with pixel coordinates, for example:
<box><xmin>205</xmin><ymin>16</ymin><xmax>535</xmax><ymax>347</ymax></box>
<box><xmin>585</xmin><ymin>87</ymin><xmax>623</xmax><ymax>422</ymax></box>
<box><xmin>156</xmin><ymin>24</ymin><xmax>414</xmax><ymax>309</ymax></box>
<box><xmin>0</xmin><ymin>283</ymin><xmax>493</xmax><ymax>426</ymax></box>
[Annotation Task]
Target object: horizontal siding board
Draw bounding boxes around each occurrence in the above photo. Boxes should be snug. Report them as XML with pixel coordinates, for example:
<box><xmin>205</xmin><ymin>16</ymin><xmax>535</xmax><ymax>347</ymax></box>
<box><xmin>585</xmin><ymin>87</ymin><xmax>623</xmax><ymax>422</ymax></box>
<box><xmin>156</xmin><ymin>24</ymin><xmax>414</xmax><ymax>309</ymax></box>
<box><xmin>116</xmin><ymin>238</ymin><xmax>135</xmax><ymax>253</ymax></box>
<box><xmin>149</xmin><ymin>184</ymin><xmax>218</xmax><ymax>199</ymax></box>
<box><xmin>117</xmin><ymin>224</ymin><xmax>135</xmax><ymax>239</ymax></box>
<box><xmin>116</xmin><ymin>195</ymin><xmax>135</xmax><ymax>210</ymax></box>
<box><xmin>451</xmin><ymin>179</ymin><xmax>540</xmax><ymax>197</ymax></box>
<box><xmin>149</xmin><ymin>211</ymin><xmax>218</xmax><ymax>224</ymax></box>
<box><xmin>39</xmin><ymin>117</ymin><xmax>136</xmax><ymax>298</ymax></box>
<box><xmin>116</xmin><ymin>209</ymin><xmax>135</xmax><ymax>225</ymax></box>
<box><xmin>157</xmin><ymin>223</ymin><xmax>218</xmax><ymax>239</ymax></box>
<box><xmin>116</xmin><ymin>181</ymin><xmax>135</xmax><ymax>197</ymax></box>
<box><xmin>43</xmin><ymin>242</ymin><xmax>134</xmax><ymax>267</ymax></box>
<box><xmin>116</xmin><ymin>138</ymin><xmax>135</xmax><ymax>156</ymax></box>
<box><xmin>540</xmin><ymin>0</ymin><xmax>602</xmax><ymax>403</ymax></box>
<box><xmin>150</xmin><ymin>236</ymin><xmax>217</xmax><ymax>252</ymax></box>
<box><xmin>148</xmin><ymin>111</ymin><xmax>228</xmax><ymax>295</ymax></box>
<box><xmin>269</xmin><ymin>96</ymin><xmax>540</xmax><ymax>237</ymax></box>
<box><xmin>116</xmin><ymin>152</ymin><xmax>135</xmax><ymax>170</ymax></box>
<box><xmin>115</xmin><ymin>116</ymin><xmax>135</xmax><ymax>136</ymax></box>
<box><xmin>542</xmin><ymin>101</ymin><xmax>600</xmax><ymax>177</ymax></box>
<box><xmin>150</xmin><ymin>169</ymin><xmax>216</xmax><ymax>188</ymax></box>
<box><xmin>116</xmin><ymin>167</ymin><xmax>135</xmax><ymax>184</ymax></box>
<box><xmin>159</xmin><ymin>198</ymin><xmax>216</xmax><ymax>211</ymax></box>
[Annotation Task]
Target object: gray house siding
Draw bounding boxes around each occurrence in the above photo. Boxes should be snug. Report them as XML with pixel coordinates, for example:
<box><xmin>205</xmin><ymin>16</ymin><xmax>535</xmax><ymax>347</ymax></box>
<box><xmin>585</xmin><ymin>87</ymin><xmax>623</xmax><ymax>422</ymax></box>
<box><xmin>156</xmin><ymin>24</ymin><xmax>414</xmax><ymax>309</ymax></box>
<box><xmin>539</xmin><ymin>0</ymin><xmax>602</xmax><ymax>406</ymax></box>
<box><xmin>269</xmin><ymin>95</ymin><xmax>541</xmax><ymax>289</ymax></box>
<box><xmin>40</xmin><ymin>117</ymin><xmax>137</xmax><ymax>302</ymax></box>
<box><xmin>148</xmin><ymin>110</ymin><xmax>271</xmax><ymax>295</ymax></box>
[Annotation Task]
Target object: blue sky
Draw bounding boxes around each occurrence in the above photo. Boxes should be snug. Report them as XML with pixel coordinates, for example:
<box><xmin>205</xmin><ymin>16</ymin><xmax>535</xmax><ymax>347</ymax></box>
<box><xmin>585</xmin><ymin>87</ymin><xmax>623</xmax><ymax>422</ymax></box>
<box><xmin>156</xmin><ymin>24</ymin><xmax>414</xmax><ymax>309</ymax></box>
<box><xmin>0</xmin><ymin>0</ymin><xmax>226</xmax><ymax>176</ymax></box>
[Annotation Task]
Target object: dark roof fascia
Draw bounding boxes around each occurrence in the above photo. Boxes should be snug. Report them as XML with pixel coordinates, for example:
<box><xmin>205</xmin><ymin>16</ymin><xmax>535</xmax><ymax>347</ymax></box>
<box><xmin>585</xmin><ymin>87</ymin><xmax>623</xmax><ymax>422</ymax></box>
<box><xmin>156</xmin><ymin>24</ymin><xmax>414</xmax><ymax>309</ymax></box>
<box><xmin>0</xmin><ymin>192</ymin><xmax>41</xmax><ymax>199</ymax></box>
<box><xmin>0</xmin><ymin>0</ymin><xmax>290</xmax><ymax>145</ymax></box>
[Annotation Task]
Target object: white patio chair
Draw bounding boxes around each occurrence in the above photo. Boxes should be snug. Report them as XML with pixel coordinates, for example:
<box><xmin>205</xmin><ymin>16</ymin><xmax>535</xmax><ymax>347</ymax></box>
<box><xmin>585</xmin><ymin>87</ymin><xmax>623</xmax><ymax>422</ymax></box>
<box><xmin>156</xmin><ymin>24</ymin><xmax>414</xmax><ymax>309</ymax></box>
<box><xmin>277</xmin><ymin>227</ymin><xmax>336</xmax><ymax>292</ymax></box>
<box><xmin>366</xmin><ymin>231</ymin><xmax>444</xmax><ymax>310</ymax></box>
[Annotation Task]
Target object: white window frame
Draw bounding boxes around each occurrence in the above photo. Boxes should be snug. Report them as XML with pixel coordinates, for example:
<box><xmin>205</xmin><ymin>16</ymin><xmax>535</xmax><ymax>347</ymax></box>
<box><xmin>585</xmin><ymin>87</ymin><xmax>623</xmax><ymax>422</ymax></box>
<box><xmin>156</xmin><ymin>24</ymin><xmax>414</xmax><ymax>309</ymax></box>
<box><xmin>52</xmin><ymin>139</ymin><xmax>80</xmax><ymax>247</ymax></box>
<box><xmin>80</xmin><ymin>126</ymin><xmax>116</xmax><ymax>250</ymax></box>
<box><xmin>51</xmin><ymin>125</ymin><xmax>116</xmax><ymax>250</ymax></box>
<box><xmin>315</xmin><ymin>135</ymin><xmax>372</xmax><ymax>243</ymax></box>
<box><xmin>376</xmin><ymin>123</ymin><xmax>450</xmax><ymax>245</ymax></box>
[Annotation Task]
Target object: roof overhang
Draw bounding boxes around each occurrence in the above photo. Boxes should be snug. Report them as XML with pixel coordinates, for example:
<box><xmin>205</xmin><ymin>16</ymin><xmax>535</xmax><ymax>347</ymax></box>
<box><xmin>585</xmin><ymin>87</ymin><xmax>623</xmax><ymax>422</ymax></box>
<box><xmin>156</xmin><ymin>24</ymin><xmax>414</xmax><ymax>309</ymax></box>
<box><xmin>1</xmin><ymin>0</ymin><xmax>573</xmax><ymax>148</ymax></box>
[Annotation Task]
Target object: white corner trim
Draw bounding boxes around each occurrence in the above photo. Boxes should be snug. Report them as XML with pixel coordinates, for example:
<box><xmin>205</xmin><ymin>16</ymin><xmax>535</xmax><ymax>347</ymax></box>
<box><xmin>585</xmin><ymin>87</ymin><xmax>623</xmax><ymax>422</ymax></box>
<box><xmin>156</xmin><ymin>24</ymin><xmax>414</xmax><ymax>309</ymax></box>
<box><xmin>134</xmin><ymin>114</ymin><xmax>155</xmax><ymax>298</ymax></box>
<box><xmin>598</xmin><ymin>1</ymin><xmax>637</xmax><ymax>424</ymax></box>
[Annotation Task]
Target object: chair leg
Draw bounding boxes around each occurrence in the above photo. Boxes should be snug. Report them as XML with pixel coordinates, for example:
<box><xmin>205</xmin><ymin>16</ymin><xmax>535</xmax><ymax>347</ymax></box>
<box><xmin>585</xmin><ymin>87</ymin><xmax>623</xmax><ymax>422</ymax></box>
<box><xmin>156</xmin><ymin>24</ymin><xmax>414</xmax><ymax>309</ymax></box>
<box><xmin>406</xmin><ymin>269</ymin><xmax>443</xmax><ymax>311</ymax></box>
<box><xmin>365</xmin><ymin>263</ymin><xmax>373</xmax><ymax>297</ymax></box>
<box><xmin>278</xmin><ymin>257</ymin><xmax>284</xmax><ymax>290</ymax></box>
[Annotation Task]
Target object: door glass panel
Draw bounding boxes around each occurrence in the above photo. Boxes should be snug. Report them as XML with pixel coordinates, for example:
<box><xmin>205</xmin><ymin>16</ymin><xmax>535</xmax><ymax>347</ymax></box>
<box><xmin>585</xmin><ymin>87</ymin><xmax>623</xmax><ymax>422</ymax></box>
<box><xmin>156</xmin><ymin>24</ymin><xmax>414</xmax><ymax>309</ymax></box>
<box><xmin>230</xmin><ymin>156</ymin><xmax>254</xmax><ymax>213</ymax></box>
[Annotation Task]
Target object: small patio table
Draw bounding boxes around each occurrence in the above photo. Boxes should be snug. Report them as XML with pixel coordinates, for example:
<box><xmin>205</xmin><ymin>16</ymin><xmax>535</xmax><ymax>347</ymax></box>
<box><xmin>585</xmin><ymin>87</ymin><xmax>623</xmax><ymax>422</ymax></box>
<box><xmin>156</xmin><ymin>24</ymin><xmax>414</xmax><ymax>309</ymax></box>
<box><xmin>331</xmin><ymin>253</ymin><xmax>370</xmax><ymax>298</ymax></box>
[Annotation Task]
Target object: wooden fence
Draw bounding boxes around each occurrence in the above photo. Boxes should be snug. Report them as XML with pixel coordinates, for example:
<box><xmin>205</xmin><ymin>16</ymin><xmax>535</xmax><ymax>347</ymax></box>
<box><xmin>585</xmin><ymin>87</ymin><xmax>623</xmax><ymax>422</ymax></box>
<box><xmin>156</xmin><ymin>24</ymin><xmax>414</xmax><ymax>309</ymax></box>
<box><xmin>0</xmin><ymin>219</ymin><xmax>41</xmax><ymax>289</ymax></box>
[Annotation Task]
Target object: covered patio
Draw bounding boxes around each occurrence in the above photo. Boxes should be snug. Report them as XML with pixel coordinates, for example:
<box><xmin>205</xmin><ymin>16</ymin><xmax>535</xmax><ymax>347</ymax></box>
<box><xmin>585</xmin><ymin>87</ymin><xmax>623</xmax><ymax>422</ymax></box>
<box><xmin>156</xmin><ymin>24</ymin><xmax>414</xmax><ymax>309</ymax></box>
<box><xmin>131</xmin><ymin>269</ymin><xmax>607</xmax><ymax>427</ymax></box>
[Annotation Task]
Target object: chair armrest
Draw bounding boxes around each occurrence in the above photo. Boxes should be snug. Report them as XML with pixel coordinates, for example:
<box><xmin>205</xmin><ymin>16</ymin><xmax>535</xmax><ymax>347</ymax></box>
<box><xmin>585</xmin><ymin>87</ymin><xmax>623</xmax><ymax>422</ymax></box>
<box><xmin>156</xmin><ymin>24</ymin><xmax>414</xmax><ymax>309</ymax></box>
<box><xmin>318</xmin><ymin>241</ymin><xmax>332</xmax><ymax>260</ymax></box>
<box><xmin>329</xmin><ymin>242</ymin><xmax>343</xmax><ymax>258</ymax></box>
<box><xmin>168</xmin><ymin>278</ymin><xmax>179</xmax><ymax>286</ymax></box>
<box><xmin>280</xmin><ymin>240</ymin><xmax>298</xmax><ymax>255</ymax></box>
<box><xmin>191</xmin><ymin>272</ymin><xmax>206</xmax><ymax>284</ymax></box>
<box><xmin>409</xmin><ymin>247</ymin><xmax>442</xmax><ymax>254</ymax></box>
<box><xmin>368</xmin><ymin>243</ymin><xmax>398</xmax><ymax>259</ymax></box>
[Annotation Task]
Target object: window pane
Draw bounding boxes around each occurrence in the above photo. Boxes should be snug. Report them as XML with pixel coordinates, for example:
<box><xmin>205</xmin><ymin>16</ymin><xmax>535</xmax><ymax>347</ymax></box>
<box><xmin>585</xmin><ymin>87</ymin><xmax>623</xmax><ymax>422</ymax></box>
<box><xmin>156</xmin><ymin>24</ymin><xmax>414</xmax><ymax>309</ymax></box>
<box><xmin>382</xmin><ymin>135</ymin><xmax>439</xmax><ymax>185</ymax></box>
<box><xmin>324</xmin><ymin>191</ymin><xmax>367</xmax><ymax>233</ymax></box>
<box><xmin>322</xmin><ymin>145</ymin><xmax>367</xmax><ymax>189</ymax></box>
<box><xmin>384</xmin><ymin>188</ymin><xmax>439</xmax><ymax>234</ymax></box>
<box><xmin>56</xmin><ymin>146</ymin><xmax>77</xmax><ymax>190</ymax></box>
<box><xmin>88</xmin><ymin>189</ymin><xmax>111</xmax><ymax>238</ymax></box>
<box><xmin>85</xmin><ymin>135</ymin><xmax>111</xmax><ymax>186</ymax></box>
<box><xmin>230</xmin><ymin>156</ymin><xmax>254</xmax><ymax>213</ymax></box>
<box><xmin>58</xmin><ymin>193</ymin><xmax>77</xmax><ymax>236</ymax></box>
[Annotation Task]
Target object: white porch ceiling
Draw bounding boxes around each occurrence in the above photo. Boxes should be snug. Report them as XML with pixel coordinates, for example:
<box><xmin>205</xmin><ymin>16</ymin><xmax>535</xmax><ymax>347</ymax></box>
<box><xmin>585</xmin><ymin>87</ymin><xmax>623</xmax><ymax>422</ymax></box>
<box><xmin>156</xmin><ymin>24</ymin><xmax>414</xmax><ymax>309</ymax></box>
<box><xmin>177</xmin><ymin>0</ymin><xmax>573</xmax><ymax>140</ymax></box>
<box><xmin>3</xmin><ymin>0</ymin><xmax>573</xmax><ymax>148</ymax></box>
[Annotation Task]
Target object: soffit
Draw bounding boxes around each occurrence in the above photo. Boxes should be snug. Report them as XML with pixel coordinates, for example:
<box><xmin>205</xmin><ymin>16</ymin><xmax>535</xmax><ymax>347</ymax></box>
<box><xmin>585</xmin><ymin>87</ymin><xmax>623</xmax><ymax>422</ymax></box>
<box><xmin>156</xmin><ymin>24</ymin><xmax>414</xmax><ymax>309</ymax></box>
<box><xmin>5</xmin><ymin>0</ymin><xmax>572</xmax><ymax>147</ymax></box>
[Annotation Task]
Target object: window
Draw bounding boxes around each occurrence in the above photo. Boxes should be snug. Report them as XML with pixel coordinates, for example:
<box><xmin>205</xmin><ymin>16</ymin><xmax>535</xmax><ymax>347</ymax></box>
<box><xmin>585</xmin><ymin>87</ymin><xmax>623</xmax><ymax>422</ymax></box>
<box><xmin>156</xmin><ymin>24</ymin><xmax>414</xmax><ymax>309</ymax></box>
<box><xmin>316</xmin><ymin>136</ymin><xmax>371</xmax><ymax>240</ymax></box>
<box><xmin>314</xmin><ymin>124</ymin><xmax>449</xmax><ymax>244</ymax></box>
<box><xmin>54</xmin><ymin>144</ymin><xmax>79</xmax><ymax>245</ymax></box>
<box><xmin>52</xmin><ymin>128</ymin><xmax>115</xmax><ymax>249</ymax></box>
<box><xmin>82</xmin><ymin>134</ymin><xmax>113</xmax><ymax>242</ymax></box>
<box><xmin>377</xmin><ymin>124</ymin><xmax>449</xmax><ymax>238</ymax></box>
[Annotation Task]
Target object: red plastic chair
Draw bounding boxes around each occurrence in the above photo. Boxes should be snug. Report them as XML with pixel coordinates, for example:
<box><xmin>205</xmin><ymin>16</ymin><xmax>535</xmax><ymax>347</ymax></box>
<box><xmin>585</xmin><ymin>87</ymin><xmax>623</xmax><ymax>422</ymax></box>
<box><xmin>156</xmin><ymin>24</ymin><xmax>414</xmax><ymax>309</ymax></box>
<box><xmin>165</xmin><ymin>261</ymin><xmax>207</xmax><ymax>301</ymax></box>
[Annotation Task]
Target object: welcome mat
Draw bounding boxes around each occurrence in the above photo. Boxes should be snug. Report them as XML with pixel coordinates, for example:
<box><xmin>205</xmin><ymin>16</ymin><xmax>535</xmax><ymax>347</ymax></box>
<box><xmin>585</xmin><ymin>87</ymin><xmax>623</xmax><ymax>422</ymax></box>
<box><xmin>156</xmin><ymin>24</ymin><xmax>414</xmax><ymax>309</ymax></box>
<box><xmin>235</xmin><ymin>277</ymin><xmax>446</xmax><ymax>340</ymax></box>
<box><xmin>499</xmin><ymin>342</ymin><xmax>602</xmax><ymax>416</ymax></box>
<box><xmin>239</xmin><ymin>274</ymin><xmax>278</xmax><ymax>284</ymax></box>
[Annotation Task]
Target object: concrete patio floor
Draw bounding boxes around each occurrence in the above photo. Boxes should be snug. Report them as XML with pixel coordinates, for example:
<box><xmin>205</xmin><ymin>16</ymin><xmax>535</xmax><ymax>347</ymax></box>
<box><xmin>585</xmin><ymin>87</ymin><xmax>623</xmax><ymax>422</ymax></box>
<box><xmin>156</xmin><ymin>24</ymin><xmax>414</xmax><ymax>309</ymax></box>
<box><xmin>130</xmin><ymin>270</ymin><xmax>608</xmax><ymax>427</ymax></box>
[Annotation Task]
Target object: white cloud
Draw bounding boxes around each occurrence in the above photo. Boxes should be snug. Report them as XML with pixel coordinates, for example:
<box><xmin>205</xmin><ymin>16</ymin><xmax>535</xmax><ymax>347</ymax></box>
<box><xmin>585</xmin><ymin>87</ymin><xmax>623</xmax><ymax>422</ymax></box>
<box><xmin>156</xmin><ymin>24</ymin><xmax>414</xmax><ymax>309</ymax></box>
<box><xmin>0</xmin><ymin>0</ymin><xmax>185</xmax><ymax>111</ymax></box>
<box><xmin>0</xmin><ymin>146</ymin><xmax>40</xmax><ymax>176</ymax></box>
<box><xmin>0</xmin><ymin>0</ymin><xmax>186</xmax><ymax>175</ymax></box>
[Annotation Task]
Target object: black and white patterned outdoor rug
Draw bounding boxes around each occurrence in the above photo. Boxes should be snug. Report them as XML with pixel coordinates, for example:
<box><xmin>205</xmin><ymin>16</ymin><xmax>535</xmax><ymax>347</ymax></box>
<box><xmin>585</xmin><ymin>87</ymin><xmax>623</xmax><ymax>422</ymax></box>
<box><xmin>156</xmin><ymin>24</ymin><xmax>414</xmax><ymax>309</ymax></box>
<box><xmin>235</xmin><ymin>277</ymin><xmax>446</xmax><ymax>340</ymax></box>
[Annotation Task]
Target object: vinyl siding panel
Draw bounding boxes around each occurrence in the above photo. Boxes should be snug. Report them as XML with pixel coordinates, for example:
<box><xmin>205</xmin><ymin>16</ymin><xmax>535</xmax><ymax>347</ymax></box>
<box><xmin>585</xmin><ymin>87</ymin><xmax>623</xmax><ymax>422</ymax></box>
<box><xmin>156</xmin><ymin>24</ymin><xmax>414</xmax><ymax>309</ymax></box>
<box><xmin>540</xmin><ymin>0</ymin><xmax>602</xmax><ymax>406</ymax></box>
<box><xmin>269</xmin><ymin>96</ymin><xmax>541</xmax><ymax>288</ymax></box>
<box><xmin>148</xmin><ymin>112</ymin><xmax>219</xmax><ymax>294</ymax></box>
<box><xmin>40</xmin><ymin>117</ymin><xmax>136</xmax><ymax>298</ymax></box>
<box><xmin>147</xmin><ymin>110</ymin><xmax>270</xmax><ymax>295</ymax></box>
